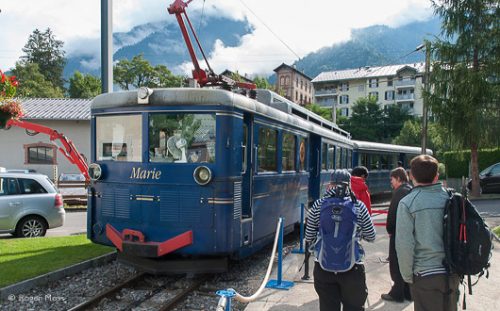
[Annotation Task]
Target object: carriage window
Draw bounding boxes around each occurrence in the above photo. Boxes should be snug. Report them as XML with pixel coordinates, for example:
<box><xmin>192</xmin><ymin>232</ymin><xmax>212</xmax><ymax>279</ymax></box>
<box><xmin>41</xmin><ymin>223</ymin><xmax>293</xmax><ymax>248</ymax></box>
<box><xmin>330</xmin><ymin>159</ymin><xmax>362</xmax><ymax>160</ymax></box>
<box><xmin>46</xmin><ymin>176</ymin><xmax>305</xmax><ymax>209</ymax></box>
<box><xmin>282</xmin><ymin>132</ymin><xmax>295</xmax><ymax>172</ymax></box>
<box><xmin>342</xmin><ymin>148</ymin><xmax>348</xmax><ymax>169</ymax></box>
<box><xmin>380</xmin><ymin>154</ymin><xmax>389</xmax><ymax>169</ymax></box>
<box><xmin>321</xmin><ymin>143</ymin><xmax>328</xmax><ymax>170</ymax></box>
<box><xmin>149</xmin><ymin>113</ymin><xmax>216</xmax><ymax>163</ymax></box>
<box><xmin>299</xmin><ymin>137</ymin><xmax>307</xmax><ymax>172</ymax></box>
<box><xmin>96</xmin><ymin>115</ymin><xmax>142</xmax><ymax>162</ymax></box>
<box><xmin>370</xmin><ymin>154</ymin><xmax>380</xmax><ymax>170</ymax></box>
<box><xmin>335</xmin><ymin>147</ymin><xmax>342</xmax><ymax>168</ymax></box>
<box><xmin>327</xmin><ymin>145</ymin><xmax>334</xmax><ymax>170</ymax></box>
<box><xmin>347</xmin><ymin>149</ymin><xmax>353</xmax><ymax>169</ymax></box>
<box><xmin>258</xmin><ymin>127</ymin><xmax>277</xmax><ymax>172</ymax></box>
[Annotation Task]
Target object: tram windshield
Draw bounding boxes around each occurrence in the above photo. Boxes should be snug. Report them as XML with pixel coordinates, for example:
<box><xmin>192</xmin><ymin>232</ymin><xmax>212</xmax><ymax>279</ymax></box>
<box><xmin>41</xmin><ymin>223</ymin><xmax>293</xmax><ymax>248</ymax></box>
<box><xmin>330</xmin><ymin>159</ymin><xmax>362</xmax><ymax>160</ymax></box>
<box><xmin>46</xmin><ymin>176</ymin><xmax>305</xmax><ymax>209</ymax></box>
<box><xmin>149</xmin><ymin>113</ymin><xmax>216</xmax><ymax>163</ymax></box>
<box><xmin>96</xmin><ymin>115</ymin><xmax>142</xmax><ymax>162</ymax></box>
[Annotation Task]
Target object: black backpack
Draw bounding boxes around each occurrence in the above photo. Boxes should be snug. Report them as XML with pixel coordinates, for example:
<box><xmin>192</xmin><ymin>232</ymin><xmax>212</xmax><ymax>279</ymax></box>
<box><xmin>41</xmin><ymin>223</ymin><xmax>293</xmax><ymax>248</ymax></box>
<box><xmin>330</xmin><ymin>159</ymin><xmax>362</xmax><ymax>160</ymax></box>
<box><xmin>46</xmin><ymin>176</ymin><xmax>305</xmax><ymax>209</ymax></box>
<box><xmin>443</xmin><ymin>189</ymin><xmax>493</xmax><ymax>300</ymax></box>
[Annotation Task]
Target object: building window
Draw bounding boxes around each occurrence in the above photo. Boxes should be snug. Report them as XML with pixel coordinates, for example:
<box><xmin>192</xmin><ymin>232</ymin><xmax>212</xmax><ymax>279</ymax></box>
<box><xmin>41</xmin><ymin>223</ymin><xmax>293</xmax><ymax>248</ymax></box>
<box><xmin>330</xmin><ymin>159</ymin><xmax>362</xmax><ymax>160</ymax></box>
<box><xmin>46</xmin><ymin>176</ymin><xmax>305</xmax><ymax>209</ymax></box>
<box><xmin>24</xmin><ymin>143</ymin><xmax>57</xmax><ymax>165</ymax></box>
<box><xmin>280</xmin><ymin>76</ymin><xmax>285</xmax><ymax>86</ymax></box>
<box><xmin>369</xmin><ymin>78</ymin><xmax>379</xmax><ymax>88</ymax></box>
<box><xmin>387</xmin><ymin>77</ymin><xmax>393</xmax><ymax>86</ymax></box>
<box><xmin>340</xmin><ymin>95</ymin><xmax>349</xmax><ymax>104</ymax></box>
<box><xmin>296</xmin><ymin>77</ymin><xmax>299</xmax><ymax>87</ymax></box>
<box><xmin>340</xmin><ymin>108</ymin><xmax>349</xmax><ymax>117</ymax></box>
<box><xmin>285</xmin><ymin>76</ymin><xmax>290</xmax><ymax>85</ymax></box>
<box><xmin>385</xmin><ymin>90</ymin><xmax>395</xmax><ymax>101</ymax></box>
<box><xmin>300</xmin><ymin>80</ymin><xmax>303</xmax><ymax>89</ymax></box>
<box><xmin>340</xmin><ymin>82</ymin><xmax>349</xmax><ymax>92</ymax></box>
<box><xmin>369</xmin><ymin>91</ymin><xmax>379</xmax><ymax>101</ymax></box>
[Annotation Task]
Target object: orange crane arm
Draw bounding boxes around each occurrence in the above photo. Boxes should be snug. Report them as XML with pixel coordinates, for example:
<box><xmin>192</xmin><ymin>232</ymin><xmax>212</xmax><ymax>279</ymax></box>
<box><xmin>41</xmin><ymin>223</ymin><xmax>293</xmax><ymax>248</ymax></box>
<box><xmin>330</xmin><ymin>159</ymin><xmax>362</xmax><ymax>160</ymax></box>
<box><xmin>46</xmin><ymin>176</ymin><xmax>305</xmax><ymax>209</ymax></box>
<box><xmin>5</xmin><ymin>119</ymin><xmax>90</xmax><ymax>183</ymax></box>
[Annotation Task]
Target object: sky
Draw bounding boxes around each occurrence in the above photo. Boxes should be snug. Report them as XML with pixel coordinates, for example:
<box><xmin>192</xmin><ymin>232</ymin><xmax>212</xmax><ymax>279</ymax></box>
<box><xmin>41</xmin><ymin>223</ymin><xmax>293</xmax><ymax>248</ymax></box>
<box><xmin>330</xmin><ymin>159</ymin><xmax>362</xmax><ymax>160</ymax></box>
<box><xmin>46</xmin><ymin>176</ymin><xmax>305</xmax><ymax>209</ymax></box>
<box><xmin>0</xmin><ymin>0</ymin><xmax>434</xmax><ymax>76</ymax></box>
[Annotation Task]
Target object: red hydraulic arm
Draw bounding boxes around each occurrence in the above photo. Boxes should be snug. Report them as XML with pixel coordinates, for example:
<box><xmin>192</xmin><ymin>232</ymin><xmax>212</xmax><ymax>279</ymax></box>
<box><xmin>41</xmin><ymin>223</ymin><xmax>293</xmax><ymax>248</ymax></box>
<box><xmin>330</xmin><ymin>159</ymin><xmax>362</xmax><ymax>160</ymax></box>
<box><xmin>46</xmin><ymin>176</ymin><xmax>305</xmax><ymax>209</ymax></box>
<box><xmin>167</xmin><ymin>0</ymin><xmax>256</xmax><ymax>90</ymax></box>
<box><xmin>5</xmin><ymin>119</ymin><xmax>90</xmax><ymax>183</ymax></box>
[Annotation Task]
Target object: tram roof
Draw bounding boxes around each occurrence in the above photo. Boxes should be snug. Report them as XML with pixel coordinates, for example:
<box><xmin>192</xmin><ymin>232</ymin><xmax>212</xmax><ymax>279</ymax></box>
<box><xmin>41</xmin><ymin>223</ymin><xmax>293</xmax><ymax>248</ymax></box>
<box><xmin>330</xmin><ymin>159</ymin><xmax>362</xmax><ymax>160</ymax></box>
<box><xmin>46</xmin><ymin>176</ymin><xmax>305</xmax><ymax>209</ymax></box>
<box><xmin>352</xmin><ymin>140</ymin><xmax>432</xmax><ymax>155</ymax></box>
<box><xmin>91</xmin><ymin>88</ymin><xmax>352</xmax><ymax>145</ymax></box>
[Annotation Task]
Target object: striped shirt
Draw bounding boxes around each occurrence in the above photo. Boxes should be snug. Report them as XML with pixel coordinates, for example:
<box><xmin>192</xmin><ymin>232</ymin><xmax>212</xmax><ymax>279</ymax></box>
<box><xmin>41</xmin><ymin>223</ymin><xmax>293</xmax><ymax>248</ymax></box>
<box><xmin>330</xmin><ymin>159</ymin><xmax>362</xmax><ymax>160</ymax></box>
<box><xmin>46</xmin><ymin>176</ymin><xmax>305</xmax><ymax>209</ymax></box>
<box><xmin>305</xmin><ymin>188</ymin><xmax>376</xmax><ymax>253</ymax></box>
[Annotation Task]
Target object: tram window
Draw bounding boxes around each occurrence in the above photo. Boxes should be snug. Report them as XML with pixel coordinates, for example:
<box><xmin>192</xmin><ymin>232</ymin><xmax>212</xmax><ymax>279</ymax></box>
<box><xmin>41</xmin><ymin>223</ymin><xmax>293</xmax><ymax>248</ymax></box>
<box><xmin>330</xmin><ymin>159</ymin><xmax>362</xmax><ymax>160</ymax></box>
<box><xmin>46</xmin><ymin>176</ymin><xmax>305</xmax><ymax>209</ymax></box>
<box><xmin>257</xmin><ymin>127</ymin><xmax>277</xmax><ymax>172</ymax></box>
<box><xmin>149</xmin><ymin>113</ymin><xmax>216</xmax><ymax>163</ymax></box>
<box><xmin>327</xmin><ymin>145</ymin><xmax>334</xmax><ymax>170</ymax></box>
<box><xmin>282</xmin><ymin>132</ymin><xmax>295</xmax><ymax>172</ymax></box>
<box><xmin>242</xmin><ymin>125</ymin><xmax>247</xmax><ymax>173</ymax></box>
<box><xmin>380</xmin><ymin>154</ymin><xmax>389</xmax><ymax>169</ymax></box>
<box><xmin>360</xmin><ymin>153</ymin><xmax>369</xmax><ymax>167</ymax></box>
<box><xmin>321</xmin><ymin>143</ymin><xmax>328</xmax><ymax>170</ymax></box>
<box><xmin>347</xmin><ymin>149</ymin><xmax>353</xmax><ymax>169</ymax></box>
<box><xmin>370</xmin><ymin>154</ymin><xmax>380</xmax><ymax>170</ymax></box>
<box><xmin>342</xmin><ymin>148</ymin><xmax>348</xmax><ymax>168</ymax></box>
<box><xmin>299</xmin><ymin>137</ymin><xmax>307</xmax><ymax>172</ymax></box>
<box><xmin>96</xmin><ymin>115</ymin><xmax>142</xmax><ymax>162</ymax></box>
<box><xmin>335</xmin><ymin>147</ymin><xmax>342</xmax><ymax>168</ymax></box>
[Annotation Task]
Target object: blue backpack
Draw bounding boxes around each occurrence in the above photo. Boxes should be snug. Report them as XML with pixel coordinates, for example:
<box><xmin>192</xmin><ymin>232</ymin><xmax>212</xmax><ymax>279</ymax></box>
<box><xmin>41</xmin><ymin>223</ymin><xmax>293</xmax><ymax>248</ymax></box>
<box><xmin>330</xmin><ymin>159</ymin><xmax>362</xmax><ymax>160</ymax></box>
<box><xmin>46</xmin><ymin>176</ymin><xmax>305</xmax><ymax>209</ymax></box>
<box><xmin>313</xmin><ymin>191</ymin><xmax>362</xmax><ymax>272</ymax></box>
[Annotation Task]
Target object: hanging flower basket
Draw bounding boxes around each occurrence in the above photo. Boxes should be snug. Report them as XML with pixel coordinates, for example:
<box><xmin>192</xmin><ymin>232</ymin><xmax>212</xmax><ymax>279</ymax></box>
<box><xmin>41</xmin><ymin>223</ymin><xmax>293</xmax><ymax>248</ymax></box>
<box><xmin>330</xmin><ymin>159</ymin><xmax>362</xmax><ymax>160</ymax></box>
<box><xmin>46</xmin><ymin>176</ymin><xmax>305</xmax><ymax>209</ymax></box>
<box><xmin>1</xmin><ymin>70</ymin><xmax>22</xmax><ymax>129</ymax></box>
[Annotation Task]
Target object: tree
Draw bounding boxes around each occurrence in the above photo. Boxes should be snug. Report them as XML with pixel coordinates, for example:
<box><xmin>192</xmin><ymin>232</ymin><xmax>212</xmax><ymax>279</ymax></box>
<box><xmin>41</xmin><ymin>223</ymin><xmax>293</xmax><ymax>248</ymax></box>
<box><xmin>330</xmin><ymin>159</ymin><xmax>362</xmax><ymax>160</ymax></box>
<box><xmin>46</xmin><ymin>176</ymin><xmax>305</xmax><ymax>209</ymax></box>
<box><xmin>341</xmin><ymin>97</ymin><xmax>383</xmax><ymax>141</ymax></box>
<box><xmin>68</xmin><ymin>71</ymin><xmax>101</xmax><ymax>98</ymax></box>
<box><xmin>21</xmin><ymin>28</ymin><xmax>66</xmax><ymax>89</ymax></box>
<box><xmin>114</xmin><ymin>54</ymin><xmax>183</xmax><ymax>90</ymax></box>
<box><xmin>427</xmin><ymin>0</ymin><xmax>500</xmax><ymax>196</ymax></box>
<box><xmin>382</xmin><ymin>104</ymin><xmax>413</xmax><ymax>142</ymax></box>
<box><xmin>304</xmin><ymin>103</ymin><xmax>333</xmax><ymax>121</ymax></box>
<box><xmin>253</xmin><ymin>76</ymin><xmax>272</xmax><ymax>90</ymax></box>
<box><xmin>12</xmin><ymin>62</ymin><xmax>64</xmax><ymax>98</ymax></box>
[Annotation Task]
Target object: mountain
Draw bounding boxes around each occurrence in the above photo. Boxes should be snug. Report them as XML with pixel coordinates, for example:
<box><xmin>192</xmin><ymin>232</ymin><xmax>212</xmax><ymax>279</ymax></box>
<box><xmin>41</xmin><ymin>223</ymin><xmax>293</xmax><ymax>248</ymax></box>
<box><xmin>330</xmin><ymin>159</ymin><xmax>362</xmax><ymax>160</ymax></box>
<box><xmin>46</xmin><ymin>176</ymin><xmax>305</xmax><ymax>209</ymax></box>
<box><xmin>294</xmin><ymin>18</ymin><xmax>442</xmax><ymax>78</ymax></box>
<box><xmin>64</xmin><ymin>16</ymin><xmax>252</xmax><ymax>79</ymax></box>
<box><xmin>64</xmin><ymin>17</ymin><xmax>441</xmax><ymax>81</ymax></box>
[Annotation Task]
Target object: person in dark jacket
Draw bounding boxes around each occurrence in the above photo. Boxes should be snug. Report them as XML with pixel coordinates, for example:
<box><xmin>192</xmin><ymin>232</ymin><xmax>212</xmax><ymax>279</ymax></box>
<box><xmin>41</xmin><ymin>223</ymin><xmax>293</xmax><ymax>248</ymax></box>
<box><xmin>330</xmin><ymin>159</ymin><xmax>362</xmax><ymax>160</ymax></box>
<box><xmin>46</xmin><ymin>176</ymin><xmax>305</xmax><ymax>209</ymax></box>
<box><xmin>351</xmin><ymin>166</ymin><xmax>372</xmax><ymax>215</ymax></box>
<box><xmin>381</xmin><ymin>167</ymin><xmax>412</xmax><ymax>302</ymax></box>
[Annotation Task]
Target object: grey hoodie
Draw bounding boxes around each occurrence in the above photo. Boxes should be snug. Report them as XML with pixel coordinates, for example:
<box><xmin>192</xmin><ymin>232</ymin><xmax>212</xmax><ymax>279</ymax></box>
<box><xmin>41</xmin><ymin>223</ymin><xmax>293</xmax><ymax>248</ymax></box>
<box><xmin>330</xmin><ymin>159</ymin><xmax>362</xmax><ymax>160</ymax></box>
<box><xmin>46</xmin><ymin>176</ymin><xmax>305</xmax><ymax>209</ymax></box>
<box><xmin>395</xmin><ymin>183</ymin><xmax>449</xmax><ymax>283</ymax></box>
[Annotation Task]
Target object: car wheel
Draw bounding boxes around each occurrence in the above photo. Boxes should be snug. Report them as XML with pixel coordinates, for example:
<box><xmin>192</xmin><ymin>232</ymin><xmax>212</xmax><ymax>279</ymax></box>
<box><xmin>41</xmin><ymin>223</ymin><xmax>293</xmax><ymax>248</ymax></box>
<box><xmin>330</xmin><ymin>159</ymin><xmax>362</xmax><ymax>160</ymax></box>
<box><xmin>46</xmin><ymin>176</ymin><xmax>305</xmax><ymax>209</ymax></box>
<box><xmin>15</xmin><ymin>216</ymin><xmax>47</xmax><ymax>238</ymax></box>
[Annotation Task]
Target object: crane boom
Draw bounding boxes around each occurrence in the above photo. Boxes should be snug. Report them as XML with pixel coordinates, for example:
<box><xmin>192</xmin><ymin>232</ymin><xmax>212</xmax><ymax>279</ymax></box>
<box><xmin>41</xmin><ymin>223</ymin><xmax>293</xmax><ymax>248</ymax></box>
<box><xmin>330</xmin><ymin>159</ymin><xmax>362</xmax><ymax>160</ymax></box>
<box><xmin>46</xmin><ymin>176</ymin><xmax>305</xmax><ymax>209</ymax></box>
<box><xmin>4</xmin><ymin>119</ymin><xmax>90</xmax><ymax>183</ymax></box>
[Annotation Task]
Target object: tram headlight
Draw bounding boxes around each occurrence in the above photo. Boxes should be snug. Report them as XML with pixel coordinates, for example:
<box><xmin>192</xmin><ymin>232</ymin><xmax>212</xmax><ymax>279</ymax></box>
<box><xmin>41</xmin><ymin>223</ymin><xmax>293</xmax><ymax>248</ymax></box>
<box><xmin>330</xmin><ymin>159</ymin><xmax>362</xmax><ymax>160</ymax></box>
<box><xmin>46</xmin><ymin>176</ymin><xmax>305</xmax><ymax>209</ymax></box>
<box><xmin>88</xmin><ymin>163</ymin><xmax>102</xmax><ymax>181</ymax></box>
<box><xmin>193</xmin><ymin>166</ymin><xmax>212</xmax><ymax>186</ymax></box>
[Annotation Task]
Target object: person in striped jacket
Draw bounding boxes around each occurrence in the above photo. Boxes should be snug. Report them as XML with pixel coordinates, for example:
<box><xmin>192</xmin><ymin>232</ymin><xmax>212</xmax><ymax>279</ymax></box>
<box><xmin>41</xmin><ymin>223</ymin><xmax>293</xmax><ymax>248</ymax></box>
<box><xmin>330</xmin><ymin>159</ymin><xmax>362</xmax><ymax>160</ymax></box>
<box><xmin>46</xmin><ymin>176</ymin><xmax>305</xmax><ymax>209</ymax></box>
<box><xmin>306</xmin><ymin>169</ymin><xmax>376</xmax><ymax>311</ymax></box>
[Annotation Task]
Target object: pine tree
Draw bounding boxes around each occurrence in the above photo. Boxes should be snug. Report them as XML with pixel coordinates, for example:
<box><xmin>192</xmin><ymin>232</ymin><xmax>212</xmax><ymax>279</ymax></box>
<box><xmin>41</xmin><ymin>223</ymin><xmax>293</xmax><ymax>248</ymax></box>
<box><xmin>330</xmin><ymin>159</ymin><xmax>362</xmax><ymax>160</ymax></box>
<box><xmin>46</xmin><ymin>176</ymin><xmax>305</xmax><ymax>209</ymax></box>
<box><xmin>21</xmin><ymin>28</ymin><xmax>66</xmax><ymax>89</ymax></box>
<box><xmin>428</xmin><ymin>0</ymin><xmax>500</xmax><ymax>196</ymax></box>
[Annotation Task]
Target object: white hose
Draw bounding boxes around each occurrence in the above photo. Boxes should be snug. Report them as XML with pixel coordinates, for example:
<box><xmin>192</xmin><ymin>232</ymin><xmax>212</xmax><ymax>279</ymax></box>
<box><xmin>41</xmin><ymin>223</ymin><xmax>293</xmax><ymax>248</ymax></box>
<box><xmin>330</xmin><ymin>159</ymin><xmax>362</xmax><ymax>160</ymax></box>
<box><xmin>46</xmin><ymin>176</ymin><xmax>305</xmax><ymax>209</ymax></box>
<box><xmin>229</xmin><ymin>218</ymin><xmax>283</xmax><ymax>303</ymax></box>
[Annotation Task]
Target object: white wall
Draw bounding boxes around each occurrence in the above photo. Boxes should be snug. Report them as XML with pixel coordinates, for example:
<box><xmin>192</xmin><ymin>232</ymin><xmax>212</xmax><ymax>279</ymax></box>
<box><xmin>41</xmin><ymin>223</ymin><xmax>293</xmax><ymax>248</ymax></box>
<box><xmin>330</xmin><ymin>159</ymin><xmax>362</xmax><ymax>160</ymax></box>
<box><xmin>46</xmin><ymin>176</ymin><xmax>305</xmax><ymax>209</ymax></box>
<box><xmin>0</xmin><ymin>120</ymin><xmax>90</xmax><ymax>179</ymax></box>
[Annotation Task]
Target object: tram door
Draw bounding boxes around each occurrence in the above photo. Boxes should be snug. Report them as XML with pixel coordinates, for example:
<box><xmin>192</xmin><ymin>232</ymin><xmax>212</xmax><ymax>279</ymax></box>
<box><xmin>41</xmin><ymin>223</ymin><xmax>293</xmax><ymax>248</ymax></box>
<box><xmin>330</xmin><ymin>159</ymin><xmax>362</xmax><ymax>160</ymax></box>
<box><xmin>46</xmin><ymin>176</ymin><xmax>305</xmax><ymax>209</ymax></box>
<box><xmin>241</xmin><ymin>114</ymin><xmax>253</xmax><ymax>218</ymax></box>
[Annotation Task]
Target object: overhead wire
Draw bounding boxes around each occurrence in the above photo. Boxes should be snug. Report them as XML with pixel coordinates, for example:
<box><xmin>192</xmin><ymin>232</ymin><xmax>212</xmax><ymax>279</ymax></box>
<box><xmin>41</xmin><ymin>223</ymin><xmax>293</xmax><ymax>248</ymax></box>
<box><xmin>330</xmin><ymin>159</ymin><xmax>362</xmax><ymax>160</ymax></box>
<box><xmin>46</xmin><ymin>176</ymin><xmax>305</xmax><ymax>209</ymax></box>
<box><xmin>237</xmin><ymin>0</ymin><xmax>301</xmax><ymax>61</ymax></box>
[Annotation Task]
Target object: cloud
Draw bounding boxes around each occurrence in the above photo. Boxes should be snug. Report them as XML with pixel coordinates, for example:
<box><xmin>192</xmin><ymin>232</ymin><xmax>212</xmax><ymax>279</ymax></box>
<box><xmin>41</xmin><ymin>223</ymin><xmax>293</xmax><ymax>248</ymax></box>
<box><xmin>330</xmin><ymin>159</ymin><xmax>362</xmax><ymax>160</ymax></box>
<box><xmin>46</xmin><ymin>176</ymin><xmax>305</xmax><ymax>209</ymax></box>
<box><xmin>0</xmin><ymin>0</ymin><xmax>433</xmax><ymax>75</ymax></box>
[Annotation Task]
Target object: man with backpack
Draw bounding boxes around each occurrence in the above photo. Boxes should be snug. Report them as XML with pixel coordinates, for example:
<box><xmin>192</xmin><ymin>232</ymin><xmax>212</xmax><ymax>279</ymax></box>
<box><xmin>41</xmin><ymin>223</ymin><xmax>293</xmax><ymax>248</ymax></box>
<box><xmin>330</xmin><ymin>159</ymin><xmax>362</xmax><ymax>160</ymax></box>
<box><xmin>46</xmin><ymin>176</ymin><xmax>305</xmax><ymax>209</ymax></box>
<box><xmin>306</xmin><ymin>169</ymin><xmax>376</xmax><ymax>311</ymax></box>
<box><xmin>395</xmin><ymin>155</ymin><xmax>460</xmax><ymax>311</ymax></box>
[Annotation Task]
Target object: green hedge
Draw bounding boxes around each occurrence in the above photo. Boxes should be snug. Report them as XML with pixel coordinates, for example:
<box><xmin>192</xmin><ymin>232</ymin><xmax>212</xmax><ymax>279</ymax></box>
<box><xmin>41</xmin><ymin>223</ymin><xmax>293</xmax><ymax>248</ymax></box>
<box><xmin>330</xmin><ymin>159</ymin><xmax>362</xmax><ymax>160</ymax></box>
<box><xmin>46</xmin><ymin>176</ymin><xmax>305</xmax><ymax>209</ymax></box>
<box><xmin>443</xmin><ymin>148</ymin><xmax>500</xmax><ymax>178</ymax></box>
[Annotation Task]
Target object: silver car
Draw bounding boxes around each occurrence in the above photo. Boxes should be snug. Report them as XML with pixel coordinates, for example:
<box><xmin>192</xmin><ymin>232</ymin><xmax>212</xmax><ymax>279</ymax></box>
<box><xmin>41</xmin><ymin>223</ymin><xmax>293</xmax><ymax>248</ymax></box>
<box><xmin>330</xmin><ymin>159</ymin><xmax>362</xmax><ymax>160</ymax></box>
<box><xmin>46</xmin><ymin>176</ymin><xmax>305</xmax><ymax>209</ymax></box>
<box><xmin>0</xmin><ymin>172</ymin><xmax>65</xmax><ymax>237</ymax></box>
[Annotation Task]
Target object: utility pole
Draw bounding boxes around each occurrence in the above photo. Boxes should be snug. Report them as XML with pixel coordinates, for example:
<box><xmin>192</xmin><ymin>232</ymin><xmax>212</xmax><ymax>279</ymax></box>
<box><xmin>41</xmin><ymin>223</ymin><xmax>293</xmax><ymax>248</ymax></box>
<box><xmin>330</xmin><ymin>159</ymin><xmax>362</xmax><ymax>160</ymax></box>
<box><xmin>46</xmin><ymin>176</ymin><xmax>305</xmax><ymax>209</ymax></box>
<box><xmin>332</xmin><ymin>100</ymin><xmax>337</xmax><ymax>124</ymax></box>
<box><xmin>421</xmin><ymin>43</ymin><xmax>431</xmax><ymax>154</ymax></box>
<box><xmin>101</xmin><ymin>0</ymin><xmax>113</xmax><ymax>93</ymax></box>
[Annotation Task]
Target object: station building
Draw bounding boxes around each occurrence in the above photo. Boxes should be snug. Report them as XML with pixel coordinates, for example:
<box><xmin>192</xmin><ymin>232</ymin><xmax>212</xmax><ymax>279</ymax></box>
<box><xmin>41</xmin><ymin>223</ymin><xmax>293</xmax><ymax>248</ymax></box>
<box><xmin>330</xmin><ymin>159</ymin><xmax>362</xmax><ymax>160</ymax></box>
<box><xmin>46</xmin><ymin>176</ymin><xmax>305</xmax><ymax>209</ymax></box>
<box><xmin>0</xmin><ymin>98</ymin><xmax>91</xmax><ymax>179</ymax></box>
<box><xmin>312</xmin><ymin>63</ymin><xmax>425</xmax><ymax>118</ymax></box>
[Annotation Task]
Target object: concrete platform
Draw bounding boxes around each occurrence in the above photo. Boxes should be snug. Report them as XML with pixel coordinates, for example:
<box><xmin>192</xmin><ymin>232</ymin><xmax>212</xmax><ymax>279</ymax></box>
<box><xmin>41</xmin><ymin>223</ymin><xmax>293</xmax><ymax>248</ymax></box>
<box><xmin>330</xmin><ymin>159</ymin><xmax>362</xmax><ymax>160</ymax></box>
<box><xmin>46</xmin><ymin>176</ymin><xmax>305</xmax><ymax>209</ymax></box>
<box><xmin>244</xmin><ymin>223</ymin><xmax>500</xmax><ymax>311</ymax></box>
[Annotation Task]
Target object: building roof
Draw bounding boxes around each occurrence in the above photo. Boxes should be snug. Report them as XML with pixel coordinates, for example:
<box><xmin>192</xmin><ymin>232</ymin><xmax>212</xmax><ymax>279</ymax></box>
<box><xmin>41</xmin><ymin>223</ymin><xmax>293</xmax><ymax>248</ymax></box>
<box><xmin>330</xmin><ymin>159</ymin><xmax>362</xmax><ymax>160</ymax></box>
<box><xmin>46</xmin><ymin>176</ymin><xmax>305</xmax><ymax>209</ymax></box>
<box><xmin>311</xmin><ymin>63</ymin><xmax>425</xmax><ymax>83</ymax></box>
<box><xmin>273</xmin><ymin>63</ymin><xmax>313</xmax><ymax>81</ymax></box>
<box><xmin>18</xmin><ymin>98</ymin><xmax>92</xmax><ymax>121</ymax></box>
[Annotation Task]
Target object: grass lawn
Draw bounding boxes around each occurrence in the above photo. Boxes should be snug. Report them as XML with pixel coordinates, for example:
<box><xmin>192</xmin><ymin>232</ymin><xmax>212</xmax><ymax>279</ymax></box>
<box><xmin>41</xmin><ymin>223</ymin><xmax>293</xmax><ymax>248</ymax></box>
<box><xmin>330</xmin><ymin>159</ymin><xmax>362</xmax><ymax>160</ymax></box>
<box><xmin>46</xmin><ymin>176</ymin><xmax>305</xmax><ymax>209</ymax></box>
<box><xmin>0</xmin><ymin>234</ymin><xmax>113</xmax><ymax>288</ymax></box>
<box><xmin>494</xmin><ymin>226</ymin><xmax>500</xmax><ymax>238</ymax></box>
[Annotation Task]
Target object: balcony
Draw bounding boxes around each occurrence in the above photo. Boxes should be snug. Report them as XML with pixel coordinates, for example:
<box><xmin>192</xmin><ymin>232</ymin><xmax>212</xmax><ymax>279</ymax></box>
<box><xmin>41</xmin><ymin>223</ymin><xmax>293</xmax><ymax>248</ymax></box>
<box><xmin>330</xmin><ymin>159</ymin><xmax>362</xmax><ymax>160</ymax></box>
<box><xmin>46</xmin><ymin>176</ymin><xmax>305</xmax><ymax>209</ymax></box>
<box><xmin>396</xmin><ymin>94</ymin><xmax>415</xmax><ymax>102</ymax></box>
<box><xmin>314</xmin><ymin>88</ymin><xmax>337</xmax><ymax>97</ymax></box>
<box><xmin>395</xmin><ymin>79</ymin><xmax>416</xmax><ymax>88</ymax></box>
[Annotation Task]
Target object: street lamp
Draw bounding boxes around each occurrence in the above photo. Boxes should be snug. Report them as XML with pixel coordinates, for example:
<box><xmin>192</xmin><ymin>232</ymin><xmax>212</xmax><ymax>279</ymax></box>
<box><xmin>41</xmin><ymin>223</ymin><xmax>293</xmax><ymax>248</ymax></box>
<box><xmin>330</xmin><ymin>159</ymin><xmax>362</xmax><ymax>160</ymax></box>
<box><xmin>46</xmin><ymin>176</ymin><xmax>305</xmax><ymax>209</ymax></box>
<box><xmin>415</xmin><ymin>42</ymin><xmax>431</xmax><ymax>154</ymax></box>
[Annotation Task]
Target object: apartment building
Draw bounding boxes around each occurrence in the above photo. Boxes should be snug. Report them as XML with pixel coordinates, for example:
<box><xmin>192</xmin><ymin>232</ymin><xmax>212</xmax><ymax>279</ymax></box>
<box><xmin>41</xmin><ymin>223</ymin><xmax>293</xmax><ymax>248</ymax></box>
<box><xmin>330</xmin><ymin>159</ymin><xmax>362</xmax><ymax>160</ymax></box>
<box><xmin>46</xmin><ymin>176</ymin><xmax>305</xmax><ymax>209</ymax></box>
<box><xmin>274</xmin><ymin>63</ymin><xmax>314</xmax><ymax>106</ymax></box>
<box><xmin>312</xmin><ymin>63</ymin><xmax>425</xmax><ymax>118</ymax></box>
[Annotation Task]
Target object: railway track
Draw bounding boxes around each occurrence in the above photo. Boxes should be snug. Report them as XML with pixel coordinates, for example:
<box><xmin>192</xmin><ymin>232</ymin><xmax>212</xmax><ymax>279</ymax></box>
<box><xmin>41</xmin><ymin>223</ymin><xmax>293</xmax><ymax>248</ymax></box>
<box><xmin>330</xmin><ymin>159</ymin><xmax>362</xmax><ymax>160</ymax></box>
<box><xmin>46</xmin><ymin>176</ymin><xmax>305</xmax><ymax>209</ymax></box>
<box><xmin>68</xmin><ymin>272</ymin><xmax>209</xmax><ymax>311</ymax></box>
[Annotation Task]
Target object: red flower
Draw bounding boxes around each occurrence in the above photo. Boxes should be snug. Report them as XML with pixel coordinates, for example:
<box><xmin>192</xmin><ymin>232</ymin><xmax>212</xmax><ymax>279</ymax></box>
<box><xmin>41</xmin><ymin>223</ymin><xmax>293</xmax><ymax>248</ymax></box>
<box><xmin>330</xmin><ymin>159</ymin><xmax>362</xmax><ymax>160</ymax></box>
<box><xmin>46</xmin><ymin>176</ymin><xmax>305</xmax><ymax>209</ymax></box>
<box><xmin>1</xmin><ymin>73</ymin><xmax>5</xmax><ymax>83</ymax></box>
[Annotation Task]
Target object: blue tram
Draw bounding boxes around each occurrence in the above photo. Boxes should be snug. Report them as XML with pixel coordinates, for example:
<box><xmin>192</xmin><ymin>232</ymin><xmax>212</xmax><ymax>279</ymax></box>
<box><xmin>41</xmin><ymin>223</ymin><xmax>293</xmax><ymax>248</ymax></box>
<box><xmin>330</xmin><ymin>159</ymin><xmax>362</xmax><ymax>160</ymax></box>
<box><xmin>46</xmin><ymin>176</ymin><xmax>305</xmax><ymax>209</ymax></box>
<box><xmin>86</xmin><ymin>87</ymin><xmax>428</xmax><ymax>273</ymax></box>
<box><xmin>87</xmin><ymin>88</ymin><xmax>353</xmax><ymax>273</ymax></box>
<box><xmin>352</xmin><ymin>140</ymin><xmax>432</xmax><ymax>194</ymax></box>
